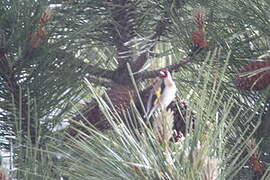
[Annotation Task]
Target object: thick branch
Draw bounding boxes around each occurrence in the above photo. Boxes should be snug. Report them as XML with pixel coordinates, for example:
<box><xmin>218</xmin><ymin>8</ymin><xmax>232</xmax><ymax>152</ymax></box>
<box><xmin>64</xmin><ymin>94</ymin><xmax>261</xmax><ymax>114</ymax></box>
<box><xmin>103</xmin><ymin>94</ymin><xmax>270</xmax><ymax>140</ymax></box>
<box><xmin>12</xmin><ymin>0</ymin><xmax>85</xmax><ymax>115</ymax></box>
<box><xmin>135</xmin><ymin>58</ymin><xmax>191</xmax><ymax>80</ymax></box>
<box><xmin>109</xmin><ymin>0</ymin><xmax>136</xmax><ymax>67</ymax></box>
<box><xmin>134</xmin><ymin>42</ymin><xmax>206</xmax><ymax>80</ymax></box>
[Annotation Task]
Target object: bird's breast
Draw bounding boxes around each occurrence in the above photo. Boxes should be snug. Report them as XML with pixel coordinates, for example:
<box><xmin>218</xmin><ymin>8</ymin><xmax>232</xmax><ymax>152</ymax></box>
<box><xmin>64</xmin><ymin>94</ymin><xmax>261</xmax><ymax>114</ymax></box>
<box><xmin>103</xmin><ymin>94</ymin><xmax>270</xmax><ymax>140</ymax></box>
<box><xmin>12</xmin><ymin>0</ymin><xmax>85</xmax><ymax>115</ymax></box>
<box><xmin>160</xmin><ymin>86</ymin><xmax>176</xmax><ymax>108</ymax></box>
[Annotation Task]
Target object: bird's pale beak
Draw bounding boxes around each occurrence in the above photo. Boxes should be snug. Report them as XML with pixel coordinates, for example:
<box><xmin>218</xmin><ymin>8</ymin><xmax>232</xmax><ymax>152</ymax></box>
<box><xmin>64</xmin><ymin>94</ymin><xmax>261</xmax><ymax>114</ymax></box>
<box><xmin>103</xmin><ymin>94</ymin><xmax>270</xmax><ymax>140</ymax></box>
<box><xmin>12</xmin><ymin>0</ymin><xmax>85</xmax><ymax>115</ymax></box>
<box><xmin>160</xmin><ymin>71</ymin><xmax>166</xmax><ymax>76</ymax></box>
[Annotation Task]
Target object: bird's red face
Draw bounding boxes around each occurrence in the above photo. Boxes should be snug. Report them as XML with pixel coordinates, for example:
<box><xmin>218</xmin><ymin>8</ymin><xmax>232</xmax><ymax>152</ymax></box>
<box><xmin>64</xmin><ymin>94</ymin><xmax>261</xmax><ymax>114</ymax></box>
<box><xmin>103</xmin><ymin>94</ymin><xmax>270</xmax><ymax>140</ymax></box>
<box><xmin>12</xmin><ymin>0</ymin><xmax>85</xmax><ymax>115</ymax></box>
<box><xmin>159</xmin><ymin>69</ymin><xmax>169</xmax><ymax>78</ymax></box>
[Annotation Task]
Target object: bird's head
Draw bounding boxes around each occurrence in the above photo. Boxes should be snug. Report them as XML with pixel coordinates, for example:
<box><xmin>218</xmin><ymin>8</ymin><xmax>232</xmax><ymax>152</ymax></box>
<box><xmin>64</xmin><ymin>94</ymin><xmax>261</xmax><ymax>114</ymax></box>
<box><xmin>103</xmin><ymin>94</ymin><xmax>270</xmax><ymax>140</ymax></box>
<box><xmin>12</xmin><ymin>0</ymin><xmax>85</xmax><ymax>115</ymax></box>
<box><xmin>159</xmin><ymin>69</ymin><xmax>170</xmax><ymax>78</ymax></box>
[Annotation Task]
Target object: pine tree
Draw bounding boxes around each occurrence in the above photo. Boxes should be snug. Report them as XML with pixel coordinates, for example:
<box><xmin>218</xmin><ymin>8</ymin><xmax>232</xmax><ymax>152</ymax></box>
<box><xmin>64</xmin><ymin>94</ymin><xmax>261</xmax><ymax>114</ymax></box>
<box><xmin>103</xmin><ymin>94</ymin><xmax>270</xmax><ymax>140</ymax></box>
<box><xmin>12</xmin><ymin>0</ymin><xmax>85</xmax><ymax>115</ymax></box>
<box><xmin>0</xmin><ymin>0</ymin><xmax>270</xmax><ymax>179</ymax></box>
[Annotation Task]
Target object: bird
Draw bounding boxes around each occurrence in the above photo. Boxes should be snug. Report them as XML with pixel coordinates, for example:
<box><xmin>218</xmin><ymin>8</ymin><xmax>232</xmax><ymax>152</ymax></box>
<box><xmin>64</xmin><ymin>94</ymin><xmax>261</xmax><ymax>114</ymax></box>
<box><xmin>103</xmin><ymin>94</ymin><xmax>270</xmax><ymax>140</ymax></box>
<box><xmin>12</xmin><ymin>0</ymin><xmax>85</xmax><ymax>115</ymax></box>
<box><xmin>145</xmin><ymin>69</ymin><xmax>177</xmax><ymax>119</ymax></box>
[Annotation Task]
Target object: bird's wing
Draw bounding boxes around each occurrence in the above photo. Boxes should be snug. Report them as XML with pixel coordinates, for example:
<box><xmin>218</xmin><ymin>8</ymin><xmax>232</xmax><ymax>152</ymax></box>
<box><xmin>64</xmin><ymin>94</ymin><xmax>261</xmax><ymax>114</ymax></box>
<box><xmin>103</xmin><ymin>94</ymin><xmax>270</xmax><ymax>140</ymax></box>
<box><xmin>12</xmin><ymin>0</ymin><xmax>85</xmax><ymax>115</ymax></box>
<box><xmin>146</xmin><ymin>79</ymin><xmax>165</xmax><ymax>114</ymax></box>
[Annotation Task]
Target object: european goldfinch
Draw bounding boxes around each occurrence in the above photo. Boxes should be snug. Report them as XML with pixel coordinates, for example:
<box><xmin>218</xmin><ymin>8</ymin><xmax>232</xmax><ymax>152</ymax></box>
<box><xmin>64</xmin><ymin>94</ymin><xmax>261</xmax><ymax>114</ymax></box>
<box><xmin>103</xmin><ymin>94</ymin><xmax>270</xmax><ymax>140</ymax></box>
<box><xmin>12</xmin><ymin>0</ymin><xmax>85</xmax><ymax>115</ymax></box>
<box><xmin>146</xmin><ymin>69</ymin><xmax>177</xmax><ymax>119</ymax></box>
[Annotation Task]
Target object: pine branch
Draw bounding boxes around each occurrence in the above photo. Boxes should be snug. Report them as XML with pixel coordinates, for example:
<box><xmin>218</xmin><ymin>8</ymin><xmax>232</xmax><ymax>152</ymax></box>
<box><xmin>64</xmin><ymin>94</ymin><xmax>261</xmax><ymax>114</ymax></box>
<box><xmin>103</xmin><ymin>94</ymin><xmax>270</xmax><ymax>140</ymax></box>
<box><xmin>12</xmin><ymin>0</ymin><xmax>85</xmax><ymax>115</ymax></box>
<box><xmin>131</xmin><ymin>17</ymin><xmax>169</xmax><ymax>72</ymax></box>
<box><xmin>130</xmin><ymin>0</ymin><xmax>188</xmax><ymax>73</ymax></box>
<box><xmin>54</xmin><ymin>49</ymin><xmax>115</xmax><ymax>80</ymax></box>
<box><xmin>135</xmin><ymin>57</ymin><xmax>191</xmax><ymax>80</ymax></box>
<box><xmin>135</xmin><ymin>46</ymin><xmax>204</xmax><ymax>80</ymax></box>
<box><xmin>0</xmin><ymin>50</ymin><xmax>36</xmax><ymax>143</ymax></box>
<box><xmin>0</xmin><ymin>50</ymin><xmax>20</xmax><ymax>99</ymax></box>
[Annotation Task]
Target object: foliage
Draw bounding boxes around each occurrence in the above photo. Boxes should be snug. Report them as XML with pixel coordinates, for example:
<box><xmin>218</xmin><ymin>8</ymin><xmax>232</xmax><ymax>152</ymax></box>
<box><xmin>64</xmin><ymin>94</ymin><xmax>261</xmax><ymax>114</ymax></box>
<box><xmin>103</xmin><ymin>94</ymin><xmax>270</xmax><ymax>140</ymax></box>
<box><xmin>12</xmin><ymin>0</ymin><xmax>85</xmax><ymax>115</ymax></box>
<box><xmin>55</xmin><ymin>52</ymin><xmax>260</xmax><ymax>180</ymax></box>
<box><xmin>0</xmin><ymin>0</ymin><xmax>270</xmax><ymax>179</ymax></box>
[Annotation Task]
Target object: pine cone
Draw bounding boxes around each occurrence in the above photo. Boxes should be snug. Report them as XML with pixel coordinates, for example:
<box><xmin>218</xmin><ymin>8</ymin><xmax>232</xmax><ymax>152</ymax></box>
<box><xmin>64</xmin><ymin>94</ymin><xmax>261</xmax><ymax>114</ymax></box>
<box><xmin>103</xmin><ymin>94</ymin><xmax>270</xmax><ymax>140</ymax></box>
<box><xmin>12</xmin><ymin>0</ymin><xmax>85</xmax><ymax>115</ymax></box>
<box><xmin>192</xmin><ymin>30</ymin><xmax>208</xmax><ymax>48</ymax></box>
<box><xmin>191</xmin><ymin>10</ymin><xmax>207</xmax><ymax>49</ymax></box>
<box><xmin>67</xmin><ymin>84</ymin><xmax>136</xmax><ymax>137</ymax></box>
<box><xmin>235</xmin><ymin>56</ymin><xmax>270</xmax><ymax>90</ymax></box>
<box><xmin>193</xmin><ymin>10</ymin><xmax>206</xmax><ymax>30</ymax></box>
<box><xmin>169</xmin><ymin>99</ymin><xmax>196</xmax><ymax>139</ymax></box>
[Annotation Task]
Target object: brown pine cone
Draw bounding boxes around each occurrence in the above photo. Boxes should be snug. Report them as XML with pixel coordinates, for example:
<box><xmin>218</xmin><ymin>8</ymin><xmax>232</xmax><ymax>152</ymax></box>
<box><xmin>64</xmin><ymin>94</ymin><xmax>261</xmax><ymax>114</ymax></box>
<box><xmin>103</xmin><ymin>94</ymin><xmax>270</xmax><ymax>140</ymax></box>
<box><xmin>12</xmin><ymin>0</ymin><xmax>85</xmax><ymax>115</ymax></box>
<box><xmin>235</xmin><ymin>56</ymin><xmax>270</xmax><ymax>90</ymax></box>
